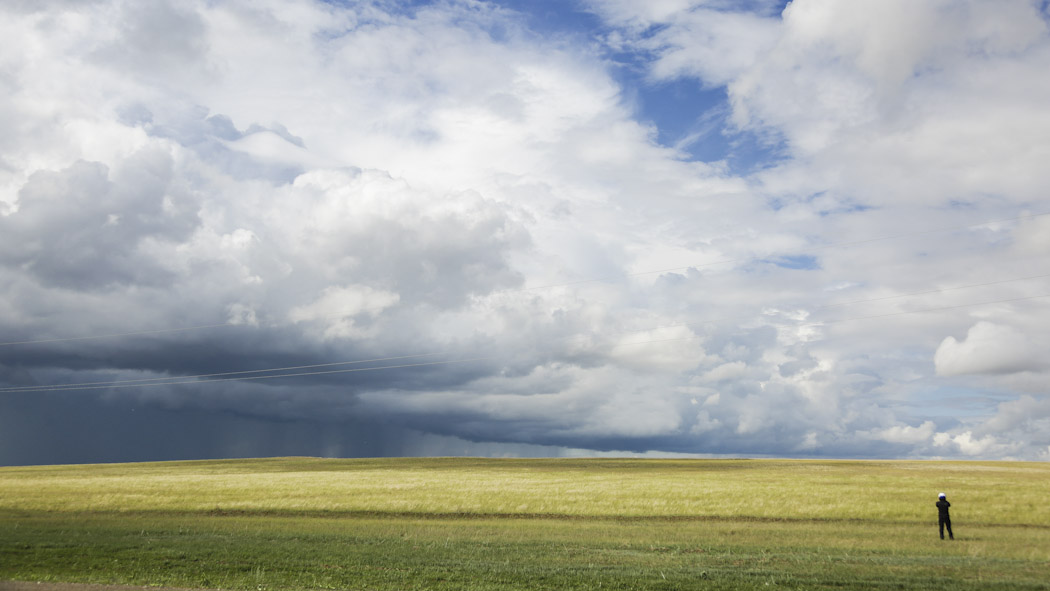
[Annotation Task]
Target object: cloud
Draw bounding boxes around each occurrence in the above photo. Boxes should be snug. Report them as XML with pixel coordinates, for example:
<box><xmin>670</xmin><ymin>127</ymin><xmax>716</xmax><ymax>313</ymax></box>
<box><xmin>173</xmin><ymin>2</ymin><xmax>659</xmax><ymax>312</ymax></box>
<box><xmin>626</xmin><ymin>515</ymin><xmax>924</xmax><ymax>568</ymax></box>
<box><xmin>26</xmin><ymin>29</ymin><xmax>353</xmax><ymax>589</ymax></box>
<box><xmin>934</xmin><ymin>322</ymin><xmax>1044</xmax><ymax>376</ymax></box>
<box><xmin>2</xmin><ymin>0</ymin><xmax>1050</xmax><ymax>463</ymax></box>
<box><xmin>289</xmin><ymin>285</ymin><xmax>400</xmax><ymax>341</ymax></box>
<box><xmin>737</xmin><ymin>0</ymin><xmax>1050</xmax><ymax>208</ymax></box>
<box><xmin>981</xmin><ymin>396</ymin><xmax>1050</xmax><ymax>435</ymax></box>
<box><xmin>583</xmin><ymin>1</ymin><xmax>1050</xmax><ymax>214</ymax></box>
<box><xmin>933</xmin><ymin>430</ymin><xmax>1017</xmax><ymax>458</ymax></box>
<box><xmin>93</xmin><ymin>0</ymin><xmax>210</xmax><ymax>80</ymax></box>
<box><xmin>591</xmin><ymin>1</ymin><xmax>782</xmax><ymax>86</ymax></box>
<box><xmin>0</xmin><ymin>151</ymin><xmax>200</xmax><ymax>289</ymax></box>
<box><xmin>862</xmin><ymin>420</ymin><xmax>936</xmax><ymax>445</ymax></box>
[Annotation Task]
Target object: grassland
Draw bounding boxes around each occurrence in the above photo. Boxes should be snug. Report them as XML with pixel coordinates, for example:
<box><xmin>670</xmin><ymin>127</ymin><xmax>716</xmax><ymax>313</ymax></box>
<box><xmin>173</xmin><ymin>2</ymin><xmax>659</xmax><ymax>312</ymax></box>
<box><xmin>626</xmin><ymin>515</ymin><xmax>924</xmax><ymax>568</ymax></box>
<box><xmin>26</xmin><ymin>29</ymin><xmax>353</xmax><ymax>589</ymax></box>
<box><xmin>1</xmin><ymin>457</ymin><xmax>1048</xmax><ymax>590</ymax></box>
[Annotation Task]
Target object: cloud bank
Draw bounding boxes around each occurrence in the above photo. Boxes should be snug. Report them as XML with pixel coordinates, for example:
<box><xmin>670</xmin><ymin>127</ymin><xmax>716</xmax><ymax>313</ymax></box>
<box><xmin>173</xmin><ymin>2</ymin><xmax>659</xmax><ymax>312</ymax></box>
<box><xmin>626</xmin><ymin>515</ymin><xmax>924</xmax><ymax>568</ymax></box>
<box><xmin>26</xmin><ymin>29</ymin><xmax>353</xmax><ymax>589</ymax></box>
<box><xmin>1</xmin><ymin>0</ymin><xmax>1049</xmax><ymax>464</ymax></box>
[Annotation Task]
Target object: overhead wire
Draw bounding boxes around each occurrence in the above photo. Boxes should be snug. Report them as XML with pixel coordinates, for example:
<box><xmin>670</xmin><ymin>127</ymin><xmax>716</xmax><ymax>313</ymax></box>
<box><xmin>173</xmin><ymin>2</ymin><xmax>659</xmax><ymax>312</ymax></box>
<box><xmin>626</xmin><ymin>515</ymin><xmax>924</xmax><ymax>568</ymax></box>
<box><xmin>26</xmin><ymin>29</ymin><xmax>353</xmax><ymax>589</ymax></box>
<box><xmin>2</xmin><ymin>210</ymin><xmax>1048</xmax><ymax>350</ymax></box>
<box><xmin>519</xmin><ymin>210</ymin><xmax>1050</xmax><ymax>291</ymax></box>
<box><xmin>2</xmin><ymin>210</ymin><xmax>1048</xmax><ymax>395</ymax></box>
<box><xmin>0</xmin><ymin>351</ymin><xmax>450</xmax><ymax>393</ymax></box>
<box><xmin>0</xmin><ymin>333</ymin><xmax>711</xmax><ymax>394</ymax></box>
<box><xmin>3</xmin><ymin>265</ymin><xmax>1044</xmax><ymax>353</ymax></box>
<box><xmin>3</xmin><ymin>291</ymin><xmax>1047</xmax><ymax>394</ymax></box>
<box><xmin>6</xmin><ymin>282</ymin><xmax>1050</xmax><ymax>395</ymax></box>
<box><xmin>806</xmin><ymin>293</ymin><xmax>1050</xmax><ymax>327</ymax></box>
<box><xmin>815</xmin><ymin>273</ymin><xmax>1050</xmax><ymax>309</ymax></box>
<box><xmin>0</xmin><ymin>356</ymin><xmax>496</xmax><ymax>394</ymax></box>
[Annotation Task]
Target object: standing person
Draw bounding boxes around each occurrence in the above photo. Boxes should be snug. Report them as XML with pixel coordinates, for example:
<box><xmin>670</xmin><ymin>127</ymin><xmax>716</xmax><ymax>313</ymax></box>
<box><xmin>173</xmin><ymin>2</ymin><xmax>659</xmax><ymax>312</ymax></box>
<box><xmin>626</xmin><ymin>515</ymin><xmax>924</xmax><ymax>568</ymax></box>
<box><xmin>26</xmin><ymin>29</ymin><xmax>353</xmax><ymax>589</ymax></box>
<box><xmin>936</xmin><ymin>493</ymin><xmax>954</xmax><ymax>540</ymax></box>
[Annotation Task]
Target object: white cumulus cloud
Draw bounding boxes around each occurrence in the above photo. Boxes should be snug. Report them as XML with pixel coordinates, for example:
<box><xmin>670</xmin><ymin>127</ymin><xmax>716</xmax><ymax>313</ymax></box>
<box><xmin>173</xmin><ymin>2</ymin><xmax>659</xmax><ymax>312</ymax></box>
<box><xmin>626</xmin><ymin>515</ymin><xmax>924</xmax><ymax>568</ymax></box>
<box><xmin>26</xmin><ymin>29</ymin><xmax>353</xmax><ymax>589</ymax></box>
<box><xmin>934</xmin><ymin>322</ymin><xmax>1043</xmax><ymax>376</ymax></box>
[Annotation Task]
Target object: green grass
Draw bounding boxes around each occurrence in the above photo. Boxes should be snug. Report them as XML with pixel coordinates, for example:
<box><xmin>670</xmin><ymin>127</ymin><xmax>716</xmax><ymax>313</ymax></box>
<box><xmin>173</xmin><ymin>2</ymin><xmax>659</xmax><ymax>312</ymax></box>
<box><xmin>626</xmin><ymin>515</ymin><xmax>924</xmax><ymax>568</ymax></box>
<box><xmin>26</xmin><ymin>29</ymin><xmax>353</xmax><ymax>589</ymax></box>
<box><xmin>1</xmin><ymin>457</ymin><xmax>1048</xmax><ymax>590</ymax></box>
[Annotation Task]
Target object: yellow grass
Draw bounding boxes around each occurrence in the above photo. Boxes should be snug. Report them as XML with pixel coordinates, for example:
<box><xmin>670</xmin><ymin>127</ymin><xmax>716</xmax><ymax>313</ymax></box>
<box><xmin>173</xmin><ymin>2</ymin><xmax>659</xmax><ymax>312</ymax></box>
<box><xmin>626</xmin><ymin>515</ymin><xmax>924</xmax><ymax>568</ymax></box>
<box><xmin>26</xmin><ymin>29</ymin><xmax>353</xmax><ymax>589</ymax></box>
<box><xmin>1</xmin><ymin>457</ymin><xmax>1046</xmax><ymax>525</ymax></box>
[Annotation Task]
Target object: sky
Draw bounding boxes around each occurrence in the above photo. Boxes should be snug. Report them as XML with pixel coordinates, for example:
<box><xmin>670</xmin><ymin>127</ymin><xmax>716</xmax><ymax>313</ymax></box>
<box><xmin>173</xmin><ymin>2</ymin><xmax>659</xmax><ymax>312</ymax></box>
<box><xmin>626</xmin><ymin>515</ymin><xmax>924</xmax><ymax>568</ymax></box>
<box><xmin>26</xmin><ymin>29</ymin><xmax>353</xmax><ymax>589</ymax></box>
<box><xmin>2</xmin><ymin>0</ymin><xmax>1049</xmax><ymax>465</ymax></box>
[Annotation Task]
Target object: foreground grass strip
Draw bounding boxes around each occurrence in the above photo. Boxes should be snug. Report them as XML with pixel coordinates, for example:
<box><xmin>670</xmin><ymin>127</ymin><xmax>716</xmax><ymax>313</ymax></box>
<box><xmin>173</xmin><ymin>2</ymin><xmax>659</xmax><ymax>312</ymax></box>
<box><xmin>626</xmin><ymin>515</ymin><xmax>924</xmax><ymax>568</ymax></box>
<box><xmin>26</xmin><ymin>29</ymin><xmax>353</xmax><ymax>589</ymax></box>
<box><xmin>3</xmin><ymin>512</ymin><xmax>1048</xmax><ymax>591</ymax></box>
<box><xmin>2</xmin><ymin>458</ymin><xmax>1048</xmax><ymax>590</ymax></box>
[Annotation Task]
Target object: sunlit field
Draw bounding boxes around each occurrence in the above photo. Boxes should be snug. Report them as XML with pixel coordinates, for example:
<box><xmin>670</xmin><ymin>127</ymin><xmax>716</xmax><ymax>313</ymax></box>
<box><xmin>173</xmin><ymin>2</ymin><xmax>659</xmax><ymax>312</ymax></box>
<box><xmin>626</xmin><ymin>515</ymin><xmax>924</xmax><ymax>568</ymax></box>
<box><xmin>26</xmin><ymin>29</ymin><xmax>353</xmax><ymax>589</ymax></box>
<box><xmin>2</xmin><ymin>458</ymin><xmax>1048</xmax><ymax>590</ymax></box>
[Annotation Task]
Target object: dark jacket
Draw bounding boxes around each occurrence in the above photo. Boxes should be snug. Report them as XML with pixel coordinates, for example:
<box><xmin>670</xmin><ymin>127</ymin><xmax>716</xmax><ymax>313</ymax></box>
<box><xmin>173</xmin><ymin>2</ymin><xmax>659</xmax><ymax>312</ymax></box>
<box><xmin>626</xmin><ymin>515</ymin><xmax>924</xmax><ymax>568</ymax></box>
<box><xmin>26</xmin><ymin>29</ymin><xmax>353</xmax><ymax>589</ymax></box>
<box><xmin>936</xmin><ymin>499</ymin><xmax>950</xmax><ymax>519</ymax></box>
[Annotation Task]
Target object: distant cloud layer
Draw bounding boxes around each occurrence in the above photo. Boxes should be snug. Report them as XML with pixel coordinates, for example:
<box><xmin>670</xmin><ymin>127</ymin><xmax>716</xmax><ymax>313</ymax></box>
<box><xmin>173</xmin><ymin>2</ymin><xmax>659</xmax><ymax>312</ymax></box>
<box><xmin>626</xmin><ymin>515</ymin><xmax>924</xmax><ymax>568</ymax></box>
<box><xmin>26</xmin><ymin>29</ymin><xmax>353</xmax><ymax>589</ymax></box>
<box><xmin>1</xmin><ymin>0</ymin><xmax>1049</xmax><ymax>464</ymax></box>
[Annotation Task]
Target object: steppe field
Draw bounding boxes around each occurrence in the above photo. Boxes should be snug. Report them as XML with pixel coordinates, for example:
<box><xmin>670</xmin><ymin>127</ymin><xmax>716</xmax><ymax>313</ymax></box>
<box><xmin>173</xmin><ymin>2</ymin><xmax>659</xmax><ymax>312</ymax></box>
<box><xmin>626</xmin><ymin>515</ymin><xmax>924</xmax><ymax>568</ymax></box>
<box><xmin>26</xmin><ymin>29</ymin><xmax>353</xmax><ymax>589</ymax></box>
<box><xmin>0</xmin><ymin>457</ymin><xmax>1047</xmax><ymax>590</ymax></box>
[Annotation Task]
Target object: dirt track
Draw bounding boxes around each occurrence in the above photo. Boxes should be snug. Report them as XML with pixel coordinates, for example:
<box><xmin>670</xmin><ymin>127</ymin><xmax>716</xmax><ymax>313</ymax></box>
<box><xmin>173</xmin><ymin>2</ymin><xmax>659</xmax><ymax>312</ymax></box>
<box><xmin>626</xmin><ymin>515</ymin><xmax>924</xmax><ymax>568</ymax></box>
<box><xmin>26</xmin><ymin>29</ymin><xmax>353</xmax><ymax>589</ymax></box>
<box><xmin>0</xmin><ymin>583</ymin><xmax>210</xmax><ymax>591</ymax></box>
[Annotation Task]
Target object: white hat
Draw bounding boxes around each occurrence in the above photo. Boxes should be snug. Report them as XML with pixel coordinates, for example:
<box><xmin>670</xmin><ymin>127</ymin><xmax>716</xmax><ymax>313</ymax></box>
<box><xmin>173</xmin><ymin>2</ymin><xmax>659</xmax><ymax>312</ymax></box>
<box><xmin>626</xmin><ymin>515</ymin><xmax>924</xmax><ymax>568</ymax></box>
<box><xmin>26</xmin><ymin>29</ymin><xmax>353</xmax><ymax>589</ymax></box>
<box><xmin>938</xmin><ymin>492</ymin><xmax>946</xmax><ymax>498</ymax></box>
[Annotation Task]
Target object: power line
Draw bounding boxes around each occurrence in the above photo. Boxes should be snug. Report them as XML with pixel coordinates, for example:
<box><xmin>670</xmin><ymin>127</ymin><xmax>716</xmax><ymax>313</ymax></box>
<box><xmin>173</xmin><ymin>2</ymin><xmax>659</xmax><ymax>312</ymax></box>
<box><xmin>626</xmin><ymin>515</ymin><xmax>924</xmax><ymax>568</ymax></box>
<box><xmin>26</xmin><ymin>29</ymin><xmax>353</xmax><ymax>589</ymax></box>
<box><xmin>0</xmin><ymin>351</ymin><xmax>450</xmax><ymax>393</ymax></box>
<box><xmin>2</xmin><ymin>286</ymin><xmax>1045</xmax><ymax>394</ymax></box>
<box><xmin>816</xmin><ymin>273</ymin><xmax>1050</xmax><ymax>309</ymax></box>
<box><xmin>0</xmin><ymin>334</ymin><xmax>710</xmax><ymax>394</ymax></box>
<box><xmin>0</xmin><ymin>356</ymin><xmax>496</xmax><ymax>394</ymax></box>
<box><xmin>0</xmin><ymin>324</ymin><xmax>704</xmax><ymax>393</ymax></box>
<box><xmin>2</xmin><ymin>210</ymin><xmax>1046</xmax><ymax>350</ymax></box>
<box><xmin>6</xmin><ymin>287</ymin><xmax>1049</xmax><ymax>395</ymax></box>
<box><xmin>3</xmin><ymin>265</ymin><xmax>1042</xmax><ymax>352</ymax></box>
<box><xmin>0</xmin><ymin>325</ymin><xmax>704</xmax><ymax>394</ymax></box>
<box><xmin>808</xmin><ymin>293</ymin><xmax>1050</xmax><ymax>327</ymax></box>
<box><xmin>545</xmin><ymin>271</ymin><xmax>1050</xmax><ymax>341</ymax></box>
<box><xmin>520</xmin><ymin>210</ymin><xmax>1050</xmax><ymax>291</ymax></box>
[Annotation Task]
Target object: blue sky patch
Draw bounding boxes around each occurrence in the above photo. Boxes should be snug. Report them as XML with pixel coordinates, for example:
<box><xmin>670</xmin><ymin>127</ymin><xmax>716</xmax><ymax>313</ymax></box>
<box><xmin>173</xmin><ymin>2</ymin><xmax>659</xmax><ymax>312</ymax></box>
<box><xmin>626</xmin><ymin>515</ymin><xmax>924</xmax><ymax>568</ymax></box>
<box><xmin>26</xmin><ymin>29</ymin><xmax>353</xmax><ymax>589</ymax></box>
<box><xmin>769</xmin><ymin>255</ymin><xmax>821</xmax><ymax>270</ymax></box>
